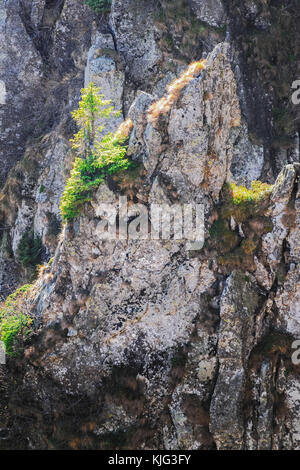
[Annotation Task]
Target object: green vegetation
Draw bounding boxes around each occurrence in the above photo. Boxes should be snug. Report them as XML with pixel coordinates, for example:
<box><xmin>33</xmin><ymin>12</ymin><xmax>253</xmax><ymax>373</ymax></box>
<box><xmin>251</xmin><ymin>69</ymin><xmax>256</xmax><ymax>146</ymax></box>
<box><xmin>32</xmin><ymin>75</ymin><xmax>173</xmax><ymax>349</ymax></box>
<box><xmin>69</xmin><ymin>82</ymin><xmax>120</xmax><ymax>159</ymax></box>
<box><xmin>60</xmin><ymin>139</ymin><xmax>133</xmax><ymax>220</ymax></box>
<box><xmin>0</xmin><ymin>285</ymin><xmax>33</xmax><ymax>356</ymax></box>
<box><xmin>228</xmin><ymin>181</ymin><xmax>273</xmax><ymax>205</ymax></box>
<box><xmin>84</xmin><ymin>0</ymin><xmax>111</xmax><ymax>13</ymax></box>
<box><xmin>17</xmin><ymin>230</ymin><xmax>43</xmax><ymax>269</ymax></box>
<box><xmin>60</xmin><ymin>82</ymin><xmax>135</xmax><ymax>220</ymax></box>
<box><xmin>221</xmin><ymin>180</ymin><xmax>273</xmax><ymax>222</ymax></box>
<box><xmin>208</xmin><ymin>180</ymin><xmax>274</xmax><ymax>270</ymax></box>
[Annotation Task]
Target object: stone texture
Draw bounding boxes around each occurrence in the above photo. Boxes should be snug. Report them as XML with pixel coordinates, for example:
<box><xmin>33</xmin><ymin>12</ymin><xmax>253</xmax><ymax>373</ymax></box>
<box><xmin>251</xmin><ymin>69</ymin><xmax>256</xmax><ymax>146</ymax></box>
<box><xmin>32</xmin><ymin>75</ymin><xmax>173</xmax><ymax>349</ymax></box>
<box><xmin>110</xmin><ymin>0</ymin><xmax>162</xmax><ymax>85</ymax></box>
<box><xmin>230</xmin><ymin>121</ymin><xmax>264</xmax><ymax>187</ymax></box>
<box><xmin>84</xmin><ymin>30</ymin><xmax>125</xmax><ymax>133</ymax></box>
<box><xmin>0</xmin><ymin>0</ymin><xmax>299</xmax><ymax>452</ymax></box>
<box><xmin>210</xmin><ymin>271</ymin><xmax>262</xmax><ymax>449</ymax></box>
<box><xmin>190</xmin><ymin>0</ymin><xmax>227</xmax><ymax>28</ymax></box>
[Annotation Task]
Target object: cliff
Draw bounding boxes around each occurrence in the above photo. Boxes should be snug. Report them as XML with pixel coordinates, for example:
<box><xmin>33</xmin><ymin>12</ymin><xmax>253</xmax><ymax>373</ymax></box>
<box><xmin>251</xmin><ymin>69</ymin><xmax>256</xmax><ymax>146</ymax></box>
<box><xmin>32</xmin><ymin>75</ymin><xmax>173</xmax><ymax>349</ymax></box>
<box><xmin>0</xmin><ymin>0</ymin><xmax>299</xmax><ymax>450</ymax></box>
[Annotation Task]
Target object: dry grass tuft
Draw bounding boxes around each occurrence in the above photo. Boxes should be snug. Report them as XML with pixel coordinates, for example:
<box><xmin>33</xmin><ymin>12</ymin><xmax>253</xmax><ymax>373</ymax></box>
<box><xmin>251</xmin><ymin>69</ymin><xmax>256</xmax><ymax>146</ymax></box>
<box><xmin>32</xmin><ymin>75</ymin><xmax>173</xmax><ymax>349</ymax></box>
<box><xmin>36</xmin><ymin>263</ymin><xmax>49</xmax><ymax>277</ymax></box>
<box><xmin>230</xmin><ymin>117</ymin><xmax>241</xmax><ymax>128</ymax></box>
<box><xmin>147</xmin><ymin>59</ymin><xmax>207</xmax><ymax>125</ymax></box>
<box><xmin>115</xmin><ymin>118</ymin><xmax>134</xmax><ymax>140</ymax></box>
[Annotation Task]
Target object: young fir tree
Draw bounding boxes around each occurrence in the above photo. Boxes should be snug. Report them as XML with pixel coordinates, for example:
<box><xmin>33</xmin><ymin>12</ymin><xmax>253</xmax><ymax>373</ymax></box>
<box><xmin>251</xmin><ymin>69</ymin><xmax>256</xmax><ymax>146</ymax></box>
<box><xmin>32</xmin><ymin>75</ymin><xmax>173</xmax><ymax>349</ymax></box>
<box><xmin>70</xmin><ymin>82</ymin><xmax>120</xmax><ymax>160</ymax></box>
<box><xmin>60</xmin><ymin>83</ymin><xmax>134</xmax><ymax>220</ymax></box>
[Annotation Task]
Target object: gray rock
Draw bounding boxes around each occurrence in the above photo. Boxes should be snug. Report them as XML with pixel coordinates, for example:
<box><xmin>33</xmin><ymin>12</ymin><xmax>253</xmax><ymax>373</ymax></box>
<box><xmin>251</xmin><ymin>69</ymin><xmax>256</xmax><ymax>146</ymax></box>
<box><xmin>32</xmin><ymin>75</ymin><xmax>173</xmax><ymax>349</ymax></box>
<box><xmin>110</xmin><ymin>0</ymin><xmax>162</xmax><ymax>85</ymax></box>
<box><xmin>210</xmin><ymin>271</ymin><xmax>262</xmax><ymax>449</ymax></box>
<box><xmin>230</xmin><ymin>122</ymin><xmax>264</xmax><ymax>187</ymax></box>
<box><xmin>190</xmin><ymin>0</ymin><xmax>227</xmax><ymax>28</ymax></box>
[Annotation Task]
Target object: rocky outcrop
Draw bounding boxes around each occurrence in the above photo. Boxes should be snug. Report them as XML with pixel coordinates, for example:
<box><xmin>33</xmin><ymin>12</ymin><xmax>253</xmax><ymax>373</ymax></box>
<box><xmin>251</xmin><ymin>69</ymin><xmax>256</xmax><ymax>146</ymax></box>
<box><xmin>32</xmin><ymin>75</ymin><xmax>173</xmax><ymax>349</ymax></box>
<box><xmin>0</xmin><ymin>0</ymin><xmax>299</xmax><ymax>451</ymax></box>
<box><xmin>0</xmin><ymin>36</ymin><xmax>299</xmax><ymax>449</ymax></box>
<box><xmin>0</xmin><ymin>0</ymin><xmax>43</xmax><ymax>187</ymax></box>
<box><xmin>210</xmin><ymin>271</ymin><xmax>263</xmax><ymax>450</ymax></box>
<box><xmin>0</xmin><ymin>44</ymin><xmax>237</xmax><ymax>449</ymax></box>
<box><xmin>1</xmin><ymin>0</ymin><xmax>299</xmax><ymax>298</ymax></box>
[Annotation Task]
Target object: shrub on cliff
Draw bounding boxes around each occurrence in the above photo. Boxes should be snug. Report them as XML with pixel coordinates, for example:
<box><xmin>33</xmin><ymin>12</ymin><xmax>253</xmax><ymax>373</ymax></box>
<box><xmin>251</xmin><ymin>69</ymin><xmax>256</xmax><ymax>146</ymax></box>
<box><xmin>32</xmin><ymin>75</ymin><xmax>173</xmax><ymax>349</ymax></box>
<box><xmin>60</xmin><ymin>133</ymin><xmax>133</xmax><ymax>220</ymax></box>
<box><xmin>60</xmin><ymin>83</ymin><xmax>135</xmax><ymax>220</ymax></box>
<box><xmin>208</xmin><ymin>180</ymin><xmax>274</xmax><ymax>270</ymax></box>
<box><xmin>0</xmin><ymin>285</ymin><xmax>33</xmax><ymax>356</ymax></box>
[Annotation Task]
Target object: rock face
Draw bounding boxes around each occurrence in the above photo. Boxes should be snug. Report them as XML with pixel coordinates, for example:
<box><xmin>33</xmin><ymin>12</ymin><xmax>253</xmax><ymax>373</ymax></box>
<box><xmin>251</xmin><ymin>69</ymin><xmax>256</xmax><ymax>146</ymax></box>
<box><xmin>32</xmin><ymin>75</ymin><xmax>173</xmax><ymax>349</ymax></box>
<box><xmin>110</xmin><ymin>0</ymin><xmax>162</xmax><ymax>86</ymax></box>
<box><xmin>210</xmin><ymin>271</ymin><xmax>263</xmax><ymax>450</ymax></box>
<box><xmin>0</xmin><ymin>0</ymin><xmax>93</xmax><ymax>188</ymax></box>
<box><xmin>0</xmin><ymin>0</ymin><xmax>43</xmax><ymax>187</ymax></box>
<box><xmin>0</xmin><ymin>0</ymin><xmax>299</xmax><ymax>451</ymax></box>
<box><xmin>230</xmin><ymin>122</ymin><xmax>264</xmax><ymax>187</ymax></box>
<box><xmin>190</xmin><ymin>0</ymin><xmax>226</xmax><ymax>28</ymax></box>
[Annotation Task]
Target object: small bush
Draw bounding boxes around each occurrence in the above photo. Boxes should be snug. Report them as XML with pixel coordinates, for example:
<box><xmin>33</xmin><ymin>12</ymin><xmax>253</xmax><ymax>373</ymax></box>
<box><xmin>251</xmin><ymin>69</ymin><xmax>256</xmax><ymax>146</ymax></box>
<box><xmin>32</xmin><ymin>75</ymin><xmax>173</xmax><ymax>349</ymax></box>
<box><xmin>228</xmin><ymin>180</ymin><xmax>273</xmax><ymax>205</ymax></box>
<box><xmin>0</xmin><ymin>285</ymin><xmax>33</xmax><ymax>356</ymax></box>
<box><xmin>60</xmin><ymin>133</ymin><xmax>136</xmax><ymax>220</ymax></box>
<box><xmin>84</xmin><ymin>0</ymin><xmax>111</xmax><ymax>13</ymax></box>
<box><xmin>17</xmin><ymin>230</ymin><xmax>43</xmax><ymax>268</ymax></box>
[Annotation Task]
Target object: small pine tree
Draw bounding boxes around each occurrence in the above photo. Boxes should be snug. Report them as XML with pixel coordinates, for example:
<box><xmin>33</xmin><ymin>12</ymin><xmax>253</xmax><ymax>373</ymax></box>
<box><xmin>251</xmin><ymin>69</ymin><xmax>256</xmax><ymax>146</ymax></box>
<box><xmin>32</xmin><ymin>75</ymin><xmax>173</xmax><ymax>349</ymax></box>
<box><xmin>70</xmin><ymin>82</ymin><xmax>120</xmax><ymax>159</ymax></box>
<box><xmin>60</xmin><ymin>83</ymin><xmax>135</xmax><ymax>220</ymax></box>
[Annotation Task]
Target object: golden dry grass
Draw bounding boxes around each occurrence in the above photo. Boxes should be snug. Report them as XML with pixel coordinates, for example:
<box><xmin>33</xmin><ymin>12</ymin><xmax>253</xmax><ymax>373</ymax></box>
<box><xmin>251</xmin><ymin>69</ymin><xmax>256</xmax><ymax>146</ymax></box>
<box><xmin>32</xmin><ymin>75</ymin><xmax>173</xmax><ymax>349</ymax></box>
<box><xmin>115</xmin><ymin>118</ymin><xmax>134</xmax><ymax>140</ymax></box>
<box><xmin>147</xmin><ymin>60</ymin><xmax>207</xmax><ymax>124</ymax></box>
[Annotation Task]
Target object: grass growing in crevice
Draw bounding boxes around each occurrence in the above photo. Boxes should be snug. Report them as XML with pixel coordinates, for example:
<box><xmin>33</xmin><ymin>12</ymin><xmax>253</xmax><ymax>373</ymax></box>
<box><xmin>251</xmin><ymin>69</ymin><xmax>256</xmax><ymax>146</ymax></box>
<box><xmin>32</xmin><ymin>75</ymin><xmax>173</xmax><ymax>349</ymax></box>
<box><xmin>208</xmin><ymin>180</ymin><xmax>274</xmax><ymax>271</ymax></box>
<box><xmin>147</xmin><ymin>60</ymin><xmax>207</xmax><ymax>125</ymax></box>
<box><xmin>221</xmin><ymin>180</ymin><xmax>273</xmax><ymax>222</ymax></box>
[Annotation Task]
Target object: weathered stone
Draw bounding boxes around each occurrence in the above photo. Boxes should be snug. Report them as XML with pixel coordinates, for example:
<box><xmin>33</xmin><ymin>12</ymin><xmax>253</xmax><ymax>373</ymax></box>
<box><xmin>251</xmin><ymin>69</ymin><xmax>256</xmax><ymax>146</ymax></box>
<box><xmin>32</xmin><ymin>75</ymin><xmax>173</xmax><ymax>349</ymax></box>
<box><xmin>210</xmin><ymin>271</ymin><xmax>262</xmax><ymax>449</ymax></box>
<box><xmin>110</xmin><ymin>0</ymin><xmax>162</xmax><ymax>85</ymax></box>
<box><xmin>190</xmin><ymin>0</ymin><xmax>227</xmax><ymax>28</ymax></box>
<box><xmin>84</xmin><ymin>31</ymin><xmax>125</xmax><ymax>133</ymax></box>
<box><xmin>230</xmin><ymin>122</ymin><xmax>264</xmax><ymax>187</ymax></box>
